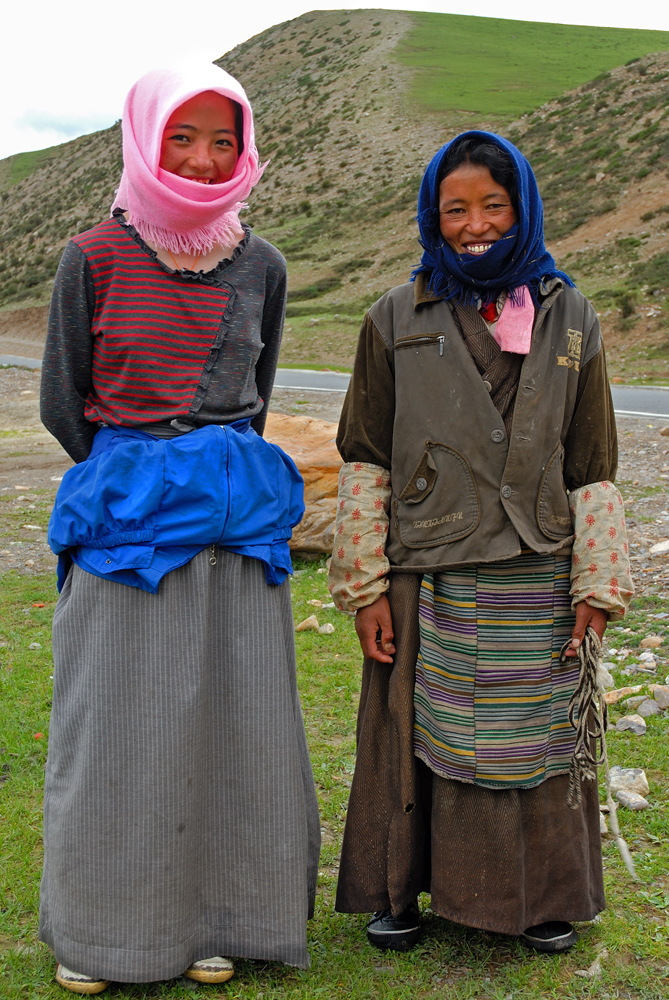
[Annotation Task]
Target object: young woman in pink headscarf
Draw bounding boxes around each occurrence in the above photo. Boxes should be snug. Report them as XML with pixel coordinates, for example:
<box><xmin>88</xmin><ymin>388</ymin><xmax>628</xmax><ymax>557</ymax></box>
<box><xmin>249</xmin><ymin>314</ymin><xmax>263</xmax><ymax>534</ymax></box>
<box><xmin>39</xmin><ymin>65</ymin><xmax>319</xmax><ymax>994</ymax></box>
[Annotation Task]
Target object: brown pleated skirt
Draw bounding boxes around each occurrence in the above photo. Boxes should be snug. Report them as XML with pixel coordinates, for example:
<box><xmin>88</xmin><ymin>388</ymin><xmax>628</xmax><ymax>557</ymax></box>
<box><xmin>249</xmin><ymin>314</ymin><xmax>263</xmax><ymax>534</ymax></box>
<box><xmin>335</xmin><ymin>572</ymin><xmax>605</xmax><ymax>935</ymax></box>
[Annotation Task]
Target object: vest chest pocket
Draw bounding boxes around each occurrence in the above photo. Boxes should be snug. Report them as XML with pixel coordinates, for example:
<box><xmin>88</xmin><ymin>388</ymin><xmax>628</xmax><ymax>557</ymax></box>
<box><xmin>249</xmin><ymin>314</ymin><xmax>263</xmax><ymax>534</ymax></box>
<box><xmin>394</xmin><ymin>441</ymin><xmax>480</xmax><ymax>548</ymax></box>
<box><xmin>536</xmin><ymin>444</ymin><xmax>573</xmax><ymax>540</ymax></box>
<box><xmin>395</xmin><ymin>333</ymin><xmax>445</xmax><ymax>356</ymax></box>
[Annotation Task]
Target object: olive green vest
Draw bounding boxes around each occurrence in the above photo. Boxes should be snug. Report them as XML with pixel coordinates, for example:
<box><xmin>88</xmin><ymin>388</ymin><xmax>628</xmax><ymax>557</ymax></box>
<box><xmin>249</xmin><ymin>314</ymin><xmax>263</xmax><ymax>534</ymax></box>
<box><xmin>368</xmin><ymin>281</ymin><xmax>601</xmax><ymax>572</ymax></box>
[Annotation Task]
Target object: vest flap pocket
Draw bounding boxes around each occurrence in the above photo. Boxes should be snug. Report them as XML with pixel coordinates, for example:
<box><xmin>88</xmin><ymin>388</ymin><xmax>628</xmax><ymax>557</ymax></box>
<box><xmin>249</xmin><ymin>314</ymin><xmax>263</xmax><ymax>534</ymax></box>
<box><xmin>398</xmin><ymin>450</ymin><xmax>438</xmax><ymax>504</ymax></box>
<box><xmin>536</xmin><ymin>444</ymin><xmax>573</xmax><ymax>540</ymax></box>
<box><xmin>395</xmin><ymin>442</ymin><xmax>480</xmax><ymax>548</ymax></box>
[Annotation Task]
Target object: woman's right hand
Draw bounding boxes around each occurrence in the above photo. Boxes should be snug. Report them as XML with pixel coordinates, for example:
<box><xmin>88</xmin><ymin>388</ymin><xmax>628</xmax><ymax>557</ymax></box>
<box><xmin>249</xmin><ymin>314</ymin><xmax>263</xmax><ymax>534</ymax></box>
<box><xmin>355</xmin><ymin>595</ymin><xmax>396</xmax><ymax>663</ymax></box>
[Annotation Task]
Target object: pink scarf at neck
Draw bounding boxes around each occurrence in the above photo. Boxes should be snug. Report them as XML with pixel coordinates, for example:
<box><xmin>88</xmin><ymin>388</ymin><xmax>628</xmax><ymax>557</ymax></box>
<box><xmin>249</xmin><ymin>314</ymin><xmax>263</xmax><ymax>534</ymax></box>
<box><xmin>492</xmin><ymin>286</ymin><xmax>535</xmax><ymax>354</ymax></box>
<box><xmin>111</xmin><ymin>64</ymin><xmax>265</xmax><ymax>255</ymax></box>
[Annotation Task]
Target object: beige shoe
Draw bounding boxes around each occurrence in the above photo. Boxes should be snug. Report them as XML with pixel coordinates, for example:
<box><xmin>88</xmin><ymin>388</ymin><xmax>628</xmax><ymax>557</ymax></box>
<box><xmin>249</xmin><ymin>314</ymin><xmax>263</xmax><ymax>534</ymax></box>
<box><xmin>55</xmin><ymin>964</ymin><xmax>110</xmax><ymax>994</ymax></box>
<box><xmin>184</xmin><ymin>955</ymin><xmax>234</xmax><ymax>983</ymax></box>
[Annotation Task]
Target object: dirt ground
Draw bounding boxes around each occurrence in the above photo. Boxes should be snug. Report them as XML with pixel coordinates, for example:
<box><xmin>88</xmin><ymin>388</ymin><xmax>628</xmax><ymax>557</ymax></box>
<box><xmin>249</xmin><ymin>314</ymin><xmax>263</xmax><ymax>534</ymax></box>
<box><xmin>0</xmin><ymin>366</ymin><xmax>667</xmax><ymax>600</ymax></box>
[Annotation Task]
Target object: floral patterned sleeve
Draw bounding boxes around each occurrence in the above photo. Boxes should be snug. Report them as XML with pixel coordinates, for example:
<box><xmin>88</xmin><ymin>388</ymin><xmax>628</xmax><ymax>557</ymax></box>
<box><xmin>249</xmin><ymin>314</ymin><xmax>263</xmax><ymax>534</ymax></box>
<box><xmin>329</xmin><ymin>315</ymin><xmax>396</xmax><ymax>612</ymax></box>
<box><xmin>569</xmin><ymin>481</ymin><xmax>633</xmax><ymax>620</ymax></box>
<box><xmin>328</xmin><ymin>463</ymin><xmax>392</xmax><ymax>613</ymax></box>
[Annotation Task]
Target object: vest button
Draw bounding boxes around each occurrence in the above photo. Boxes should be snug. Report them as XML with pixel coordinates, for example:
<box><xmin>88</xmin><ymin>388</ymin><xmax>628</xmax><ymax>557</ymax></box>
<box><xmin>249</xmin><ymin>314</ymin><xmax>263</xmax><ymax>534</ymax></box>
<box><xmin>483</xmin><ymin>380</ymin><xmax>492</xmax><ymax>392</ymax></box>
<box><xmin>490</xmin><ymin>428</ymin><xmax>505</xmax><ymax>443</ymax></box>
<box><xmin>501</xmin><ymin>485</ymin><xmax>512</xmax><ymax>499</ymax></box>
<box><xmin>415</xmin><ymin>477</ymin><xmax>428</xmax><ymax>491</ymax></box>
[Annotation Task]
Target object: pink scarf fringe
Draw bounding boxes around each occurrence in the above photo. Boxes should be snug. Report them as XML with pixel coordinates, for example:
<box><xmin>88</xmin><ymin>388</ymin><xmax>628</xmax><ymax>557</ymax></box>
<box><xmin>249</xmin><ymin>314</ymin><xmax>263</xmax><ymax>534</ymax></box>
<box><xmin>128</xmin><ymin>207</ymin><xmax>247</xmax><ymax>257</ymax></box>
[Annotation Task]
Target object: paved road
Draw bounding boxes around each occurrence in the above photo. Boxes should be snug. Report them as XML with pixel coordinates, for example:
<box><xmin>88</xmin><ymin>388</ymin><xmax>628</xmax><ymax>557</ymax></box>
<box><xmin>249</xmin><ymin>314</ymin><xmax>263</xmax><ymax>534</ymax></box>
<box><xmin>274</xmin><ymin>369</ymin><xmax>669</xmax><ymax>419</ymax></box>
<box><xmin>274</xmin><ymin>369</ymin><xmax>351</xmax><ymax>393</ymax></box>
<box><xmin>3</xmin><ymin>357</ymin><xmax>669</xmax><ymax>419</ymax></box>
<box><xmin>606</xmin><ymin>384</ymin><xmax>669</xmax><ymax>419</ymax></box>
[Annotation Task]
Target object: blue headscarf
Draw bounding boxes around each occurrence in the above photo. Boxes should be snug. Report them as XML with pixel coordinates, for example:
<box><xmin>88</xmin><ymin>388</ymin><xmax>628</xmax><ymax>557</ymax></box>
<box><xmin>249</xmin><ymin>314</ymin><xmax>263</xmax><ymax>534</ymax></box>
<box><xmin>413</xmin><ymin>130</ymin><xmax>574</xmax><ymax>306</ymax></box>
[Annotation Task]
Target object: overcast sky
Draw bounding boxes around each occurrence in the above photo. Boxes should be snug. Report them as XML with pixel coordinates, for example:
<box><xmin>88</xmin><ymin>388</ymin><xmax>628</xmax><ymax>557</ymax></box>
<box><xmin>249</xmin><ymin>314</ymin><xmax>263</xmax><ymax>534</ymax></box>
<box><xmin>3</xmin><ymin>0</ymin><xmax>668</xmax><ymax>161</ymax></box>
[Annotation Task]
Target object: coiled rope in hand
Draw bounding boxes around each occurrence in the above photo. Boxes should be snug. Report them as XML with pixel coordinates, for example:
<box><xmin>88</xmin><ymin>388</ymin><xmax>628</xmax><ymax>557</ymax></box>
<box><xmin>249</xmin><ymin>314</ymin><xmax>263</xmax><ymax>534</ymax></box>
<box><xmin>564</xmin><ymin>627</ymin><xmax>606</xmax><ymax>808</ymax></box>
<box><xmin>562</xmin><ymin>625</ymin><xmax>639</xmax><ymax>882</ymax></box>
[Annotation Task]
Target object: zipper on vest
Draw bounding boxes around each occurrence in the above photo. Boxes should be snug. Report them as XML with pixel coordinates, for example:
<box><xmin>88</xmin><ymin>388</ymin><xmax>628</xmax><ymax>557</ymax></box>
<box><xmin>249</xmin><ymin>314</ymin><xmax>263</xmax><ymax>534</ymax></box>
<box><xmin>395</xmin><ymin>334</ymin><xmax>445</xmax><ymax>356</ymax></box>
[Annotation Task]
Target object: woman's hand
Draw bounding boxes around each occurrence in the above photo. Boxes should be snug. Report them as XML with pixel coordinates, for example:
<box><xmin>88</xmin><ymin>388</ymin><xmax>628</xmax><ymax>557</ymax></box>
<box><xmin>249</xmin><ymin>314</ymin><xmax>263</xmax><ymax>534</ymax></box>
<box><xmin>566</xmin><ymin>601</ymin><xmax>607</xmax><ymax>657</ymax></box>
<box><xmin>355</xmin><ymin>596</ymin><xmax>396</xmax><ymax>664</ymax></box>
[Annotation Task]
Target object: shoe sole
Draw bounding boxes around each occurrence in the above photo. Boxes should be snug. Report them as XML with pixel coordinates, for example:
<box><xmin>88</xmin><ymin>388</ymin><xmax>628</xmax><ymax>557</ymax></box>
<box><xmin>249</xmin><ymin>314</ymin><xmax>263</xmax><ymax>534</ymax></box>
<box><xmin>183</xmin><ymin>968</ymin><xmax>235</xmax><ymax>983</ymax></box>
<box><xmin>367</xmin><ymin>927</ymin><xmax>420</xmax><ymax>951</ymax></box>
<box><xmin>521</xmin><ymin>928</ymin><xmax>578</xmax><ymax>953</ymax></box>
<box><xmin>55</xmin><ymin>973</ymin><xmax>110</xmax><ymax>995</ymax></box>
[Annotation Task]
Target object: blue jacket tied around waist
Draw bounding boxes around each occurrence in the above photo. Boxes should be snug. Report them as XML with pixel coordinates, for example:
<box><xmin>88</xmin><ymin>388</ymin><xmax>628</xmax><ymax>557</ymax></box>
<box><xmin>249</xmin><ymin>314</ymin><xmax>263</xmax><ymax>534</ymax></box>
<box><xmin>48</xmin><ymin>422</ymin><xmax>305</xmax><ymax>592</ymax></box>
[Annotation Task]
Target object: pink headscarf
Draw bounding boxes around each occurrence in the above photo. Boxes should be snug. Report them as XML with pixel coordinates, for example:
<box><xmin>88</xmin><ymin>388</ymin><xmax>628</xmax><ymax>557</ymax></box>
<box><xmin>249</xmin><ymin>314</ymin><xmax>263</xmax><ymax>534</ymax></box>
<box><xmin>112</xmin><ymin>64</ymin><xmax>265</xmax><ymax>255</ymax></box>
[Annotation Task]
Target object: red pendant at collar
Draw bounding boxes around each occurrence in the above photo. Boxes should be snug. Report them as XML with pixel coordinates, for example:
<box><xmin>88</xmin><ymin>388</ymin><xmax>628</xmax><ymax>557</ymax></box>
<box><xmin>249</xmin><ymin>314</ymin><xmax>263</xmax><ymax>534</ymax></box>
<box><xmin>479</xmin><ymin>301</ymin><xmax>498</xmax><ymax>323</ymax></box>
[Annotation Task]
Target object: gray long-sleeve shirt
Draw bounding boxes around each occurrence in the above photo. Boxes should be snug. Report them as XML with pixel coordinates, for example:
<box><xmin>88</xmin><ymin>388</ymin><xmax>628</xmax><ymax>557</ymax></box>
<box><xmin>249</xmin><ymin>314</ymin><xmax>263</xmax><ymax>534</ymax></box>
<box><xmin>41</xmin><ymin>218</ymin><xmax>287</xmax><ymax>463</ymax></box>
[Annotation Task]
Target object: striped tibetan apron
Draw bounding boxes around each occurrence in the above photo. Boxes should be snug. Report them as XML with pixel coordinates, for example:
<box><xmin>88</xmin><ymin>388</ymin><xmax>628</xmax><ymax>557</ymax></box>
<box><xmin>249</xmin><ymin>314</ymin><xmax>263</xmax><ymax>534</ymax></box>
<box><xmin>414</xmin><ymin>549</ymin><xmax>578</xmax><ymax>789</ymax></box>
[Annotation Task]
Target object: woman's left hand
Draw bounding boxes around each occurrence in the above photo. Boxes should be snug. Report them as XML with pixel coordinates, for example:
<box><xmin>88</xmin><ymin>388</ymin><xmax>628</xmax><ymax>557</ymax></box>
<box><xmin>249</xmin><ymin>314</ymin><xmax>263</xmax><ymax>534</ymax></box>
<box><xmin>566</xmin><ymin>601</ymin><xmax>608</xmax><ymax>657</ymax></box>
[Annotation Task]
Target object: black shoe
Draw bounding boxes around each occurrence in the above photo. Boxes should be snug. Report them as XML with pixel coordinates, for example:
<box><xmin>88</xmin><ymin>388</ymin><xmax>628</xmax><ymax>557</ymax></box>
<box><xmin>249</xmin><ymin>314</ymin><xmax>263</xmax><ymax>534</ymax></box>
<box><xmin>521</xmin><ymin>921</ymin><xmax>578</xmax><ymax>953</ymax></box>
<box><xmin>366</xmin><ymin>902</ymin><xmax>420</xmax><ymax>951</ymax></box>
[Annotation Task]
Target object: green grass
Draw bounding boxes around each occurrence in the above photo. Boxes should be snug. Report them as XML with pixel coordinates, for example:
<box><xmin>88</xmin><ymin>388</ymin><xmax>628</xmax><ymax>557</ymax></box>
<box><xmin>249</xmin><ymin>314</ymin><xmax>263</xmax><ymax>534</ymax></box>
<box><xmin>397</xmin><ymin>13</ymin><xmax>669</xmax><ymax>117</ymax></box>
<box><xmin>2</xmin><ymin>565</ymin><xmax>669</xmax><ymax>997</ymax></box>
<box><xmin>0</xmin><ymin>146</ymin><xmax>61</xmax><ymax>194</ymax></box>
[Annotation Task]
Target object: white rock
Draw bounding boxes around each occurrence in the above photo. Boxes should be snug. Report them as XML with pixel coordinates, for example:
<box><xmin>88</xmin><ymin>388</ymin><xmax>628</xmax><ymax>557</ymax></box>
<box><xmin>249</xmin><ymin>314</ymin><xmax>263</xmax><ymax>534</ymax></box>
<box><xmin>575</xmin><ymin>953</ymin><xmax>605</xmax><ymax>978</ymax></box>
<box><xmin>650</xmin><ymin>539</ymin><xmax>669</xmax><ymax>554</ymax></box>
<box><xmin>609</xmin><ymin>766</ymin><xmax>649</xmax><ymax>796</ymax></box>
<box><xmin>653</xmin><ymin>685</ymin><xmax>669</xmax><ymax>709</ymax></box>
<box><xmin>637</xmin><ymin>698</ymin><xmax>662</xmax><ymax>718</ymax></box>
<box><xmin>28</xmin><ymin>642</ymin><xmax>42</xmax><ymax>650</ymax></box>
<box><xmin>615</xmin><ymin>714</ymin><xmax>647</xmax><ymax>735</ymax></box>
<box><xmin>639</xmin><ymin>650</ymin><xmax>658</xmax><ymax>663</ymax></box>
<box><xmin>599</xmin><ymin>812</ymin><xmax>608</xmax><ymax>834</ymax></box>
<box><xmin>295</xmin><ymin>615</ymin><xmax>320</xmax><ymax>632</ymax></box>
<box><xmin>318</xmin><ymin>623</ymin><xmax>335</xmax><ymax>635</ymax></box>
<box><xmin>21</xmin><ymin>524</ymin><xmax>43</xmax><ymax>531</ymax></box>
<box><xmin>616</xmin><ymin>790</ymin><xmax>650</xmax><ymax>810</ymax></box>
<box><xmin>596</xmin><ymin>662</ymin><xmax>615</xmax><ymax>691</ymax></box>
<box><xmin>623</xmin><ymin>695</ymin><xmax>649</xmax><ymax>710</ymax></box>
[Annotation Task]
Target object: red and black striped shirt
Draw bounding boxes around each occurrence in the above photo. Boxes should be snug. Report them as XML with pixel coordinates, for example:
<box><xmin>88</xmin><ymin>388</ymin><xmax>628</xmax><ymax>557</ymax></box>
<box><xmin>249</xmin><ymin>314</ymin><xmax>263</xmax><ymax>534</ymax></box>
<box><xmin>73</xmin><ymin>218</ymin><xmax>234</xmax><ymax>426</ymax></box>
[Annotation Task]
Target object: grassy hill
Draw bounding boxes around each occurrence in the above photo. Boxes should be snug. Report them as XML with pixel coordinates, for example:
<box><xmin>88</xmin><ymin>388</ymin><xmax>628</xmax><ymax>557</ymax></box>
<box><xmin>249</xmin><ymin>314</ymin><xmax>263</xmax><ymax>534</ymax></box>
<box><xmin>397</xmin><ymin>13</ymin><xmax>669</xmax><ymax>117</ymax></box>
<box><xmin>0</xmin><ymin>8</ymin><xmax>668</xmax><ymax>379</ymax></box>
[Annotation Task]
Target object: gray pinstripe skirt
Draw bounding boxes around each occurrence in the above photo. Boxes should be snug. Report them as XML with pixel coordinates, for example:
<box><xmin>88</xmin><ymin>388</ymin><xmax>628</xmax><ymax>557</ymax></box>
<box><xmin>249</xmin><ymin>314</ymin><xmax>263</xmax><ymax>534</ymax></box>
<box><xmin>39</xmin><ymin>548</ymin><xmax>320</xmax><ymax>981</ymax></box>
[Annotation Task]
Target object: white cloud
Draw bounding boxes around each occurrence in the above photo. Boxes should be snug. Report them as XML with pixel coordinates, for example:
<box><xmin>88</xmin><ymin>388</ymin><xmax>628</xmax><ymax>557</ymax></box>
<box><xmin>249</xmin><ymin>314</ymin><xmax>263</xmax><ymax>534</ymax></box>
<box><xmin>19</xmin><ymin>111</ymin><xmax>116</xmax><ymax>139</ymax></box>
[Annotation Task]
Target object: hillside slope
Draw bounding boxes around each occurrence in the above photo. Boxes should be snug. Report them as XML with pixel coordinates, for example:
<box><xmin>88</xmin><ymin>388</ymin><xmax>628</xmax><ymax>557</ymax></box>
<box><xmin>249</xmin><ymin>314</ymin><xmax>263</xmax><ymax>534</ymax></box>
<box><xmin>0</xmin><ymin>9</ymin><xmax>667</xmax><ymax>378</ymax></box>
<box><xmin>512</xmin><ymin>53</ymin><xmax>669</xmax><ymax>378</ymax></box>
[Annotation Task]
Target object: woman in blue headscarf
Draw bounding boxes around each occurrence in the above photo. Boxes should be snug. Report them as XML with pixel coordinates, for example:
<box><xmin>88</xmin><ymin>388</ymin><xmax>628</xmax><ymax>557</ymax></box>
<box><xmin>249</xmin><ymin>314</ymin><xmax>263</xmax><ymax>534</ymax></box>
<box><xmin>329</xmin><ymin>132</ymin><xmax>632</xmax><ymax>953</ymax></box>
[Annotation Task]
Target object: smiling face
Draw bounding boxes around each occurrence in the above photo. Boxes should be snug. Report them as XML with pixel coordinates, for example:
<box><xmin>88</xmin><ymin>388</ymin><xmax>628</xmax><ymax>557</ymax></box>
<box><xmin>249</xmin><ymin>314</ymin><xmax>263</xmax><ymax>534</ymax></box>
<box><xmin>438</xmin><ymin>162</ymin><xmax>517</xmax><ymax>257</ymax></box>
<box><xmin>160</xmin><ymin>91</ymin><xmax>239</xmax><ymax>184</ymax></box>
